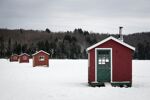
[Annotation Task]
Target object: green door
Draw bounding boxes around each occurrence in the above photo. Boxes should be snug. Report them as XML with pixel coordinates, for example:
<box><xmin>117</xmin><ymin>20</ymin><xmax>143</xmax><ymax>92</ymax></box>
<box><xmin>97</xmin><ymin>49</ymin><xmax>111</xmax><ymax>82</ymax></box>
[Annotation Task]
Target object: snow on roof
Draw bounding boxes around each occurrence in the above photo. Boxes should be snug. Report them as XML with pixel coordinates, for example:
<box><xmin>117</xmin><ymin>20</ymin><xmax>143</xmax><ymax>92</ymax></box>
<box><xmin>32</xmin><ymin>50</ymin><xmax>50</xmax><ymax>56</ymax></box>
<box><xmin>19</xmin><ymin>53</ymin><xmax>30</xmax><ymax>56</ymax></box>
<box><xmin>86</xmin><ymin>36</ymin><xmax>135</xmax><ymax>51</ymax></box>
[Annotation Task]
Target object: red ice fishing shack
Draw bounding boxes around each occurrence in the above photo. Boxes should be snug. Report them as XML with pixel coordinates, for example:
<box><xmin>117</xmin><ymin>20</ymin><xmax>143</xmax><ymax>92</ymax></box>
<box><xmin>19</xmin><ymin>53</ymin><xmax>30</xmax><ymax>63</ymax></box>
<box><xmin>10</xmin><ymin>54</ymin><xmax>19</xmax><ymax>62</ymax></box>
<box><xmin>32</xmin><ymin>50</ymin><xmax>50</xmax><ymax>67</ymax></box>
<box><xmin>87</xmin><ymin>27</ymin><xmax>135</xmax><ymax>87</ymax></box>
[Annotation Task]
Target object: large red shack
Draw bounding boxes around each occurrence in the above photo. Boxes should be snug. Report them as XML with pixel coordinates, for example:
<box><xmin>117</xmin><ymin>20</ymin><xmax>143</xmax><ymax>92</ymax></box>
<box><xmin>87</xmin><ymin>36</ymin><xmax>135</xmax><ymax>87</ymax></box>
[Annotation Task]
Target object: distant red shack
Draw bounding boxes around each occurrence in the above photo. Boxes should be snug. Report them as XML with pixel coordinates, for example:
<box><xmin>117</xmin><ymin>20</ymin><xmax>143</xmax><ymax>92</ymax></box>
<box><xmin>87</xmin><ymin>36</ymin><xmax>135</xmax><ymax>87</ymax></box>
<box><xmin>10</xmin><ymin>54</ymin><xmax>19</xmax><ymax>62</ymax></box>
<box><xmin>32</xmin><ymin>50</ymin><xmax>50</xmax><ymax>67</ymax></box>
<box><xmin>19</xmin><ymin>53</ymin><xmax>30</xmax><ymax>63</ymax></box>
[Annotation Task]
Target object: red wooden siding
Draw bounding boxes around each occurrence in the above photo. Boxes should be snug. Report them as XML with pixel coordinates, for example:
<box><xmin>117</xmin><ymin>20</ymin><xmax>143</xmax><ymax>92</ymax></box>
<box><xmin>88</xmin><ymin>49</ymin><xmax>95</xmax><ymax>83</ymax></box>
<box><xmin>19</xmin><ymin>54</ymin><xmax>30</xmax><ymax>63</ymax></box>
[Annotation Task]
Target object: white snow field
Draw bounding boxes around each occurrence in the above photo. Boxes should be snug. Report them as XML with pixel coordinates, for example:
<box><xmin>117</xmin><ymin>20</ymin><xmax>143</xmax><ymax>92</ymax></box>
<box><xmin>0</xmin><ymin>59</ymin><xmax>150</xmax><ymax>100</ymax></box>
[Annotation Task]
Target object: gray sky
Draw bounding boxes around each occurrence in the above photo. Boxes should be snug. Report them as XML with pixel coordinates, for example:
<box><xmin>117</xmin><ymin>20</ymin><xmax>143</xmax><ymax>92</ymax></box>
<box><xmin>0</xmin><ymin>0</ymin><xmax>150</xmax><ymax>34</ymax></box>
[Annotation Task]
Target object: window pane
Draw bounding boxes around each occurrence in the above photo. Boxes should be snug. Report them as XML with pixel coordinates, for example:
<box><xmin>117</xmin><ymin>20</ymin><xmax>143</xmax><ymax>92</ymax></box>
<box><xmin>98</xmin><ymin>59</ymin><xmax>101</xmax><ymax>64</ymax></box>
<box><xmin>39</xmin><ymin>56</ymin><xmax>45</xmax><ymax>61</ymax></box>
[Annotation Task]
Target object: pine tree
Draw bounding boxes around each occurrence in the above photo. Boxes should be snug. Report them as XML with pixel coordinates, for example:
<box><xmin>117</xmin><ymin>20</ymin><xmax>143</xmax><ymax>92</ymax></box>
<box><xmin>145</xmin><ymin>42</ymin><xmax>150</xmax><ymax>59</ymax></box>
<box><xmin>0</xmin><ymin>36</ymin><xmax>4</xmax><ymax>58</ymax></box>
<box><xmin>6</xmin><ymin>38</ymin><xmax>12</xmax><ymax>57</ymax></box>
<box><xmin>137</xmin><ymin>43</ymin><xmax>145</xmax><ymax>59</ymax></box>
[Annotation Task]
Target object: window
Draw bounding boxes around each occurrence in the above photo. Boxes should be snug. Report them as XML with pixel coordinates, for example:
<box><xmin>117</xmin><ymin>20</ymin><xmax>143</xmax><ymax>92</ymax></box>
<box><xmin>98</xmin><ymin>54</ymin><xmax>109</xmax><ymax>65</ymax></box>
<box><xmin>102</xmin><ymin>56</ymin><xmax>105</xmax><ymax>64</ymax></box>
<box><xmin>39</xmin><ymin>56</ymin><xmax>45</xmax><ymax>61</ymax></box>
<box><xmin>105</xmin><ymin>55</ymin><xmax>109</xmax><ymax>62</ymax></box>
<box><xmin>98</xmin><ymin>59</ymin><xmax>102</xmax><ymax>64</ymax></box>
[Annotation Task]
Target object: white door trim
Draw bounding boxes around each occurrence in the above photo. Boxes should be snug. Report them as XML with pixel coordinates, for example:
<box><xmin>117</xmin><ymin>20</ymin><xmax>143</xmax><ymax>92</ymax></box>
<box><xmin>94</xmin><ymin>48</ymin><xmax>113</xmax><ymax>83</ymax></box>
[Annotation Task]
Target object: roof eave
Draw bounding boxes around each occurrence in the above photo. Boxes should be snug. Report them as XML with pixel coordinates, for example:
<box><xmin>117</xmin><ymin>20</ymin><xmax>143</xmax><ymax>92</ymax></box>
<box><xmin>19</xmin><ymin>53</ymin><xmax>30</xmax><ymax>56</ymax></box>
<box><xmin>32</xmin><ymin>50</ymin><xmax>50</xmax><ymax>56</ymax></box>
<box><xmin>86</xmin><ymin>36</ymin><xmax>135</xmax><ymax>51</ymax></box>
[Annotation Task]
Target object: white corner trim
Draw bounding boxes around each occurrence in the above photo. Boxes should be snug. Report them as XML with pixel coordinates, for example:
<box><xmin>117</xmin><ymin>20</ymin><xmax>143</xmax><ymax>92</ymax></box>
<box><xmin>88</xmin><ymin>52</ymin><xmax>90</xmax><ymax>76</ymax></box>
<box><xmin>88</xmin><ymin>52</ymin><xmax>90</xmax><ymax>68</ymax></box>
<box><xmin>86</xmin><ymin>36</ymin><xmax>135</xmax><ymax>51</ymax></box>
<box><xmin>95</xmin><ymin>48</ymin><xmax>113</xmax><ymax>83</ymax></box>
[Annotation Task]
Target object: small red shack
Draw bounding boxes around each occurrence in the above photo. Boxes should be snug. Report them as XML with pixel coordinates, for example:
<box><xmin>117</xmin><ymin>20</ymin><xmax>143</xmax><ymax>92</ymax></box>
<box><xmin>87</xmin><ymin>36</ymin><xmax>135</xmax><ymax>87</ymax></box>
<box><xmin>19</xmin><ymin>53</ymin><xmax>30</xmax><ymax>63</ymax></box>
<box><xmin>32</xmin><ymin>50</ymin><xmax>50</xmax><ymax>67</ymax></box>
<box><xmin>10</xmin><ymin>54</ymin><xmax>19</xmax><ymax>62</ymax></box>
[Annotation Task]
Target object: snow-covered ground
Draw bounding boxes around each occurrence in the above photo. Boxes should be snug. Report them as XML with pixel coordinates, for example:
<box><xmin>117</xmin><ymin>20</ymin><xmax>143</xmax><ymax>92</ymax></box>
<box><xmin>0</xmin><ymin>59</ymin><xmax>150</xmax><ymax>100</ymax></box>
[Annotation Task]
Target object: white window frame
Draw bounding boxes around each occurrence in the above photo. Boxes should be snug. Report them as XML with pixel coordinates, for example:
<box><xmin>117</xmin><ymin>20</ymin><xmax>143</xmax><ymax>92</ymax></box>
<box><xmin>39</xmin><ymin>56</ymin><xmax>45</xmax><ymax>61</ymax></box>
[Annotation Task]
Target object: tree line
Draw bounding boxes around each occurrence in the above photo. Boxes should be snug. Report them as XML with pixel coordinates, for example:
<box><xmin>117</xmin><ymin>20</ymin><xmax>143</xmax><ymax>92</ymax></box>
<box><xmin>0</xmin><ymin>28</ymin><xmax>150</xmax><ymax>59</ymax></box>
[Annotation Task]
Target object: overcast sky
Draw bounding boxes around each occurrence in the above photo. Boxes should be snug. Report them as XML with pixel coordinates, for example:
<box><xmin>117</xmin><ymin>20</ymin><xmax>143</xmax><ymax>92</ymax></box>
<box><xmin>0</xmin><ymin>0</ymin><xmax>150</xmax><ymax>34</ymax></box>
